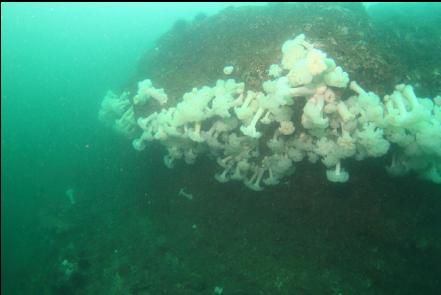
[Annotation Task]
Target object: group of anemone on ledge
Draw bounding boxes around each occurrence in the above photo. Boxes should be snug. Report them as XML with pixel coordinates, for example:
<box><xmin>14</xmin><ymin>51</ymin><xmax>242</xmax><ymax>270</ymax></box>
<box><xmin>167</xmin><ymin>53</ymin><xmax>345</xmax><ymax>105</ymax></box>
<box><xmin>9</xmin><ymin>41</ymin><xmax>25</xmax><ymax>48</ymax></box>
<box><xmin>98</xmin><ymin>34</ymin><xmax>441</xmax><ymax>190</ymax></box>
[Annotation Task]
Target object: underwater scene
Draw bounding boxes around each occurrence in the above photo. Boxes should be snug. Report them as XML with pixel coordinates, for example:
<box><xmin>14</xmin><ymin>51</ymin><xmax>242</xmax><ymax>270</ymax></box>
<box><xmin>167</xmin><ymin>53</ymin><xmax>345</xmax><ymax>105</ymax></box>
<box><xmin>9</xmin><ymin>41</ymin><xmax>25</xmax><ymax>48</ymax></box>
<box><xmin>2</xmin><ymin>2</ymin><xmax>441</xmax><ymax>294</ymax></box>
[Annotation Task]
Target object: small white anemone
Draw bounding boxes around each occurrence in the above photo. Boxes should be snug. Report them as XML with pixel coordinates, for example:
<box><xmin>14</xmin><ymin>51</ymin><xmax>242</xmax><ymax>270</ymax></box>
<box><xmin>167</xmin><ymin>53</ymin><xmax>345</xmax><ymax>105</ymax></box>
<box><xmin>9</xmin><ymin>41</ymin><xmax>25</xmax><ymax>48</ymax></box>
<box><xmin>240</xmin><ymin>108</ymin><xmax>265</xmax><ymax>138</ymax></box>
<box><xmin>326</xmin><ymin>161</ymin><xmax>349</xmax><ymax>183</ymax></box>
<box><xmin>268</xmin><ymin>64</ymin><xmax>283</xmax><ymax>78</ymax></box>
<box><xmin>223</xmin><ymin>65</ymin><xmax>234</xmax><ymax>75</ymax></box>
<box><xmin>278</xmin><ymin>120</ymin><xmax>295</xmax><ymax>135</ymax></box>
<box><xmin>244</xmin><ymin>167</ymin><xmax>265</xmax><ymax>191</ymax></box>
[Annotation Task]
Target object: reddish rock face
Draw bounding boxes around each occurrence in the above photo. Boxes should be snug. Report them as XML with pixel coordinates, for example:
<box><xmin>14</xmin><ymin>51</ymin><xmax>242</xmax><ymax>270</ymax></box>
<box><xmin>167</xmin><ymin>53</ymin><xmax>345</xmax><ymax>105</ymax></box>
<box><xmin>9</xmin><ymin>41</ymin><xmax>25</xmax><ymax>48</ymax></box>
<box><xmin>131</xmin><ymin>3</ymin><xmax>403</xmax><ymax>108</ymax></box>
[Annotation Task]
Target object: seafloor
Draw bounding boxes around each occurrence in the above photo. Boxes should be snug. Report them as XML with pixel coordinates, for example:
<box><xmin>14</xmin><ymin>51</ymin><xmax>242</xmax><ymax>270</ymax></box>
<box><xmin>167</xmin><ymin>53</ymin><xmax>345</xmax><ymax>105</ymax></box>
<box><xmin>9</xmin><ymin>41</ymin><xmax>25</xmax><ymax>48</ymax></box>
<box><xmin>29</xmin><ymin>3</ymin><xmax>440</xmax><ymax>295</ymax></box>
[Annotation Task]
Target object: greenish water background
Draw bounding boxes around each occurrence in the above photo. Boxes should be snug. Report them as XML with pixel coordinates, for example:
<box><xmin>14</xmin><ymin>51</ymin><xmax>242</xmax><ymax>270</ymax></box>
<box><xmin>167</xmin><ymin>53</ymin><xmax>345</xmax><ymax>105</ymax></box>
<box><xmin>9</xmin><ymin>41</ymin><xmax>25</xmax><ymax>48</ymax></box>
<box><xmin>1</xmin><ymin>3</ymin><xmax>255</xmax><ymax>293</ymax></box>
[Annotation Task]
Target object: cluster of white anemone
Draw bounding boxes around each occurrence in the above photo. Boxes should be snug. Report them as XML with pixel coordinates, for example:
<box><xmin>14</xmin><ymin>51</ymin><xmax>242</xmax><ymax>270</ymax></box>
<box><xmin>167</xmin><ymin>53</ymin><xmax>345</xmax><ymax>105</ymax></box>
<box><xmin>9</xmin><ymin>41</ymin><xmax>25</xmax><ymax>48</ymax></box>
<box><xmin>98</xmin><ymin>90</ymin><xmax>137</xmax><ymax>137</ymax></box>
<box><xmin>99</xmin><ymin>34</ymin><xmax>441</xmax><ymax>190</ymax></box>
